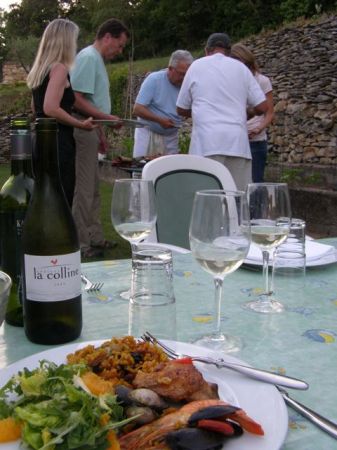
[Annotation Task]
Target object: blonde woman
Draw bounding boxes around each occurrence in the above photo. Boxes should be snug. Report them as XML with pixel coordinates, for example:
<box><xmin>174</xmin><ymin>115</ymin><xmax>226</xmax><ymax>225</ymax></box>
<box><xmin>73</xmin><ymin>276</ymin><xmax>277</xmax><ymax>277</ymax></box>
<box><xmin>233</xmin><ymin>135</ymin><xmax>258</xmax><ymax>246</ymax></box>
<box><xmin>27</xmin><ymin>18</ymin><xmax>95</xmax><ymax>207</ymax></box>
<box><xmin>231</xmin><ymin>43</ymin><xmax>274</xmax><ymax>182</ymax></box>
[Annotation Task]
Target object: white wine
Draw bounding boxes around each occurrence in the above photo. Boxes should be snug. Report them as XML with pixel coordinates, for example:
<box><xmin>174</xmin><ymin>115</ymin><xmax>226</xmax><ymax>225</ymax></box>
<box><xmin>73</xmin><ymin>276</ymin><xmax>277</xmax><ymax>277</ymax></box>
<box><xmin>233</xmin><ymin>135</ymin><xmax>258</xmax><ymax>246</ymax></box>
<box><xmin>22</xmin><ymin>118</ymin><xmax>82</xmax><ymax>344</ymax></box>
<box><xmin>251</xmin><ymin>225</ymin><xmax>288</xmax><ymax>250</ymax></box>
<box><xmin>0</xmin><ymin>117</ymin><xmax>34</xmax><ymax>326</ymax></box>
<box><xmin>115</xmin><ymin>222</ymin><xmax>152</xmax><ymax>243</ymax></box>
<box><xmin>190</xmin><ymin>238</ymin><xmax>247</xmax><ymax>277</ymax></box>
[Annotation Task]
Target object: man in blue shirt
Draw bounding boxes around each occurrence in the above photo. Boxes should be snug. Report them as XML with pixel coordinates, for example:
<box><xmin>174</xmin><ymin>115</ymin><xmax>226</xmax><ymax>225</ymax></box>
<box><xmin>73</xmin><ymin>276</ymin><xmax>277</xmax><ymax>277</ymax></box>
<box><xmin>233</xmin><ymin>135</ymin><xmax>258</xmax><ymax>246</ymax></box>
<box><xmin>133</xmin><ymin>50</ymin><xmax>193</xmax><ymax>158</ymax></box>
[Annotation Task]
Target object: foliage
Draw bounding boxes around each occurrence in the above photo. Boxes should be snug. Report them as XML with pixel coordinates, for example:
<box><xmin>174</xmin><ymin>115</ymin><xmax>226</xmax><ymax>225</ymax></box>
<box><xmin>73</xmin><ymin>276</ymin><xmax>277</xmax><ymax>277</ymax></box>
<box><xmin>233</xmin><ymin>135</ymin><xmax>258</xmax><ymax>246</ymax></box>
<box><xmin>7</xmin><ymin>35</ymin><xmax>39</xmax><ymax>73</ymax></box>
<box><xmin>2</xmin><ymin>0</ymin><xmax>337</xmax><ymax>62</ymax></box>
<box><xmin>280</xmin><ymin>167</ymin><xmax>323</xmax><ymax>186</ymax></box>
<box><xmin>108</xmin><ymin>64</ymin><xmax>129</xmax><ymax>117</ymax></box>
<box><xmin>280</xmin><ymin>0</ymin><xmax>337</xmax><ymax>21</ymax></box>
<box><xmin>0</xmin><ymin>83</ymin><xmax>30</xmax><ymax>115</ymax></box>
<box><xmin>3</xmin><ymin>0</ymin><xmax>59</xmax><ymax>39</ymax></box>
<box><xmin>178</xmin><ymin>131</ymin><xmax>191</xmax><ymax>154</ymax></box>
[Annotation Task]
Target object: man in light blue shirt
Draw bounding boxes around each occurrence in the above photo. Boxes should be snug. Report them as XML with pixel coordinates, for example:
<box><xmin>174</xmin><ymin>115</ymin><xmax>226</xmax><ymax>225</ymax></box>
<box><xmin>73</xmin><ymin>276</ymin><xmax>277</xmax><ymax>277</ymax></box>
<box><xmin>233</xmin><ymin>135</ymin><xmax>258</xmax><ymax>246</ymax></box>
<box><xmin>133</xmin><ymin>50</ymin><xmax>193</xmax><ymax>158</ymax></box>
<box><xmin>71</xmin><ymin>18</ymin><xmax>129</xmax><ymax>258</ymax></box>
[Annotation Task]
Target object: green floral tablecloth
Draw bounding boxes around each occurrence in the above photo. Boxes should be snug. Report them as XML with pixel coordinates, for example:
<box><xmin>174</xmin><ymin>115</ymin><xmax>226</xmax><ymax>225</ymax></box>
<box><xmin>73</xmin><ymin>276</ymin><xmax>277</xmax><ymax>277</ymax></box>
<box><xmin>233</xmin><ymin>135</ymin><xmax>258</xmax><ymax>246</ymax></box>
<box><xmin>1</xmin><ymin>239</ymin><xmax>337</xmax><ymax>449</ymax></box>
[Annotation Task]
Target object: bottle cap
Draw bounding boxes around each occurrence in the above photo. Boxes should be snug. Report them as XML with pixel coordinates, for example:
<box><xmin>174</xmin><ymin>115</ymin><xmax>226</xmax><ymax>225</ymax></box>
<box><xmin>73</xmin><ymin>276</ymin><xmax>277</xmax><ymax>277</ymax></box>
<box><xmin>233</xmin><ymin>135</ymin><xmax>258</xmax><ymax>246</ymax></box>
<box><xmin>10</xmin><ymin>116</ymin><xmax>30</xmax><ymax>130</ymax></box>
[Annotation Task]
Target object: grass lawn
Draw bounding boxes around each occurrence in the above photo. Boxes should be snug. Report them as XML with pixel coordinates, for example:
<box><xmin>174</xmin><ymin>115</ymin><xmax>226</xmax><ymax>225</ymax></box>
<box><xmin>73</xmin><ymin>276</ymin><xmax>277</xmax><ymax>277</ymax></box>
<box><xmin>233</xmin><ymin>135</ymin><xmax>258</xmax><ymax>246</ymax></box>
<box><xmin>0</xmin><ymin>163</ymin><xmax>131</xmax><ymax>262</ymax></box>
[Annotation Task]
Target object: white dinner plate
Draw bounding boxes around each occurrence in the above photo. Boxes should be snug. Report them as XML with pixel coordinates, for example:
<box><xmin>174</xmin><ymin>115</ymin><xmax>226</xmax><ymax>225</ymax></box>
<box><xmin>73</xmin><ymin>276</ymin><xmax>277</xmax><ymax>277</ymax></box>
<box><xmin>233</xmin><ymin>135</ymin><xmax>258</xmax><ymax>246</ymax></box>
<box><xmin>244</xmin><ymin>250</ymin><xmax>337</xmax><ymax>268</ymax></box>
<box><xmin>0</xmin><ymin>340</ymin><xmax>288</xmax><ymax>450</ymax></box>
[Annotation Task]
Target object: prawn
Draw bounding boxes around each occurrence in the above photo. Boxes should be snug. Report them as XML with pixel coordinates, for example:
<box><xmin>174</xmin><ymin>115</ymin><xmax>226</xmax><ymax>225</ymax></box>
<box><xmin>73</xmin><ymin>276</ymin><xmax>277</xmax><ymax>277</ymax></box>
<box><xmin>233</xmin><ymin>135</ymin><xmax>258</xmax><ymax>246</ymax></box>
<box><xmin>119</xmin><ymin>399</ymin><xmax>264</xmax><ymax>450</ymax></box>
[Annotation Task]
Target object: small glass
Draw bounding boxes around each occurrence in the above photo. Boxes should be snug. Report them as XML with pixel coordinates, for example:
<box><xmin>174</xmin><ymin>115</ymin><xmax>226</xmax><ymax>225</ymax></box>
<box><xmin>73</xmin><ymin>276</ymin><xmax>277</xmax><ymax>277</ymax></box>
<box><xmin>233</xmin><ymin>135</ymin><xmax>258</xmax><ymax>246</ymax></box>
<box><xmin>272</xmin><ymin>218</ymin><xmax>306</xmax><ymax>291</ymax></box>
<box><xmin>128</xmin><ymin>247</ymin><xmax>176</xmax><ymax>340</ymax></box>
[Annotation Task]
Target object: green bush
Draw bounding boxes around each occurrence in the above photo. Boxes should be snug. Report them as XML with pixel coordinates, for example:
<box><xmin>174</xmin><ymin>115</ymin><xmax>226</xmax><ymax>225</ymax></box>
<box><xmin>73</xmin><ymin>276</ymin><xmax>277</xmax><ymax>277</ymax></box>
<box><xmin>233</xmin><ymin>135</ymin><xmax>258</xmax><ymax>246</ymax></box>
<box><xmin>108</xmin><ymin>65</ymin><xmax>129</xmax><ymax>117</ymax></box>
<box><xmin>0</xmin><ymin>83</ymin><xmax>31</xmax><ymax>116</ymax></box>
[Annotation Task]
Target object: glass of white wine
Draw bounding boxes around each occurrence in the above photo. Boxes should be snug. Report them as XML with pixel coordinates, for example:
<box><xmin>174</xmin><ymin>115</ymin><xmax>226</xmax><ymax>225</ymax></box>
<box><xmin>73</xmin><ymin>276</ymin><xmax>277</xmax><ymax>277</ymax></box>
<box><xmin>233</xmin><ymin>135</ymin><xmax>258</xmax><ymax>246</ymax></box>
<box><xmin>246</xmin><ymin>182</ymin><xmax>291</xmax><ymax>313</ymax></box>
<box><xmin>189</xmin><ymin>190</ymin><xmax>251</xmax><ymax>352</ymax></box>
<box><xmin>111</xmin><ymin>179</ymin><xmax>157</xmax><ymax>299</ymax></box>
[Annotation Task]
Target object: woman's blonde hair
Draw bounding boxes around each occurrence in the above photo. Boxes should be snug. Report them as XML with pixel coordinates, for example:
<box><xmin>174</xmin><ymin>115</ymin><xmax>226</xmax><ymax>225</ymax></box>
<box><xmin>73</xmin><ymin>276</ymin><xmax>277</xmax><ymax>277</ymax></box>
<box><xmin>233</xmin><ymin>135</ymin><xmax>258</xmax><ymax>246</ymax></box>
<box><xmin>230</xmin><ymin>43</ymin><xmax>259</xmax><ymax>74</ymax></box>
<box><xmin>27</xmin><ymin>18</ymin><xmax>79</xmax><ymax>89</ymax></box>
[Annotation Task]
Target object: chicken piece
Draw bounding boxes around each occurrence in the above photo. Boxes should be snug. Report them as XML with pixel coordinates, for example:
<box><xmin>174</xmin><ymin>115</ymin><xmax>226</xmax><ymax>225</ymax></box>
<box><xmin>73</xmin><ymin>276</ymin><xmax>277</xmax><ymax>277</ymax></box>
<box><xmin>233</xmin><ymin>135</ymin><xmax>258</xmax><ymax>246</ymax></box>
<box><xmin>132</xmin><ymin>360</ymin><xmax>219</xmax><ymax>402</ymax></box>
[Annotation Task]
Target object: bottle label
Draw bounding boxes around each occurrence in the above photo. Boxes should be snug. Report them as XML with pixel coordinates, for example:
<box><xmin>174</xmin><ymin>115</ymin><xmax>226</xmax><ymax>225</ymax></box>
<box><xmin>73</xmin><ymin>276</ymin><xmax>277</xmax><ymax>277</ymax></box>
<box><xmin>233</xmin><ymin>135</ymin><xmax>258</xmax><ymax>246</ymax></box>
<box><xmin>24</xmin><ymin>251</ymin><xmax>81</xmax><ymax>302</ymax></box>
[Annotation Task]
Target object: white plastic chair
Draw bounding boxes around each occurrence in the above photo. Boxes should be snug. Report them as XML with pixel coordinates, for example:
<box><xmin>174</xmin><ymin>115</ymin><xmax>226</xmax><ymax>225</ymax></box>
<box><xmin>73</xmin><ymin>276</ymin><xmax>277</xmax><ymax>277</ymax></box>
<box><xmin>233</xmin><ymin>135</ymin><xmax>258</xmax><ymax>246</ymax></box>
<box><xmin>142</xmin><ymin>154</ymin><xmax>237</xmax><ymax>249</ymax></box>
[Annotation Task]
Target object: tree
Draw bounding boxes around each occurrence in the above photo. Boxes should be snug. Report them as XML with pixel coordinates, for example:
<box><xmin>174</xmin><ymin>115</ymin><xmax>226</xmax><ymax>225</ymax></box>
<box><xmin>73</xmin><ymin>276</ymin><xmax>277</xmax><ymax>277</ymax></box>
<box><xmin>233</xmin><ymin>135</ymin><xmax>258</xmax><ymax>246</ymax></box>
<box><xmin>7</xmin><ymin>35</ymin><xmax>39</xmax><ymax>72</ymax></box>
<box><xmin>4</xmin><ymin>0</ymin><xmax>59</xmax><ymax>39</ymax></box>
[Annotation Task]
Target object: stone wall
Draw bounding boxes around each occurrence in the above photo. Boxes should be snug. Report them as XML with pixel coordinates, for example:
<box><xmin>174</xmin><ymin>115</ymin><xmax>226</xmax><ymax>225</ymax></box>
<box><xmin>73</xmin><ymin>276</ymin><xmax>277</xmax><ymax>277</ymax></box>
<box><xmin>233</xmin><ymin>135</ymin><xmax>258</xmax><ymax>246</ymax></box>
<box><xmin>1</xmin><ymin>61</ymin><xmax>27</xmax><ymax>84</ymax></box>
<box><xmin>242</xmin><ymin>15</ymin><xmax>337</xmax><ymax>165</ymax></box>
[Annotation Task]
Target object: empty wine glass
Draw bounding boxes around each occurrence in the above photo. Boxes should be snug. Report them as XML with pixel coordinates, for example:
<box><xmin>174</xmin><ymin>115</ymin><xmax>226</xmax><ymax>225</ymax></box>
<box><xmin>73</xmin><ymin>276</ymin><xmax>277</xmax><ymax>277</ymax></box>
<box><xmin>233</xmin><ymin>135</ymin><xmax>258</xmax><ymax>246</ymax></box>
<box><xmin>189</xmin><ymin>190</ymin><xmax>251</xmax><ymax>352</ymax></box>
<box><xmin>111</xmin><ymin>179</ymin><xmax>157</xmax><ymax>299</ymax></box>
<box><xmin>246</xmin><ymin>182</ymin><xmax>291</xmax><ymax>313</ymax></box>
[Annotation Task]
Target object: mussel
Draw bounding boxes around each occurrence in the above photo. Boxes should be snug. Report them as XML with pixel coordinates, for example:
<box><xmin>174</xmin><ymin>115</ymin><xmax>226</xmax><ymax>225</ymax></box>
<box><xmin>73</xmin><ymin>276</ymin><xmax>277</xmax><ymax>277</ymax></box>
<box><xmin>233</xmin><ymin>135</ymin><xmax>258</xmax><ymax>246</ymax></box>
<box><xmin>188</xmin><ymin>405</ymin><xmax>240</xmax><ymax>426</ymax></box>
<box><xmin>129</xmin><ymin>387</ymin><xmax>168</xmax><ymax>409</ymax></box>
<box><xmin>166</xmin><ymin>428</ymin><xmax>225</xmax><ymax>450</ymax></box>
<box><xmin>126</xmin><ymin>405</ymin><xmax>158</xmax><ymax>425</ymax></box>
<box><xmin>115</xmin><ymin>384</ymin><xmax>168</xmax><ymax>425</ymax></box>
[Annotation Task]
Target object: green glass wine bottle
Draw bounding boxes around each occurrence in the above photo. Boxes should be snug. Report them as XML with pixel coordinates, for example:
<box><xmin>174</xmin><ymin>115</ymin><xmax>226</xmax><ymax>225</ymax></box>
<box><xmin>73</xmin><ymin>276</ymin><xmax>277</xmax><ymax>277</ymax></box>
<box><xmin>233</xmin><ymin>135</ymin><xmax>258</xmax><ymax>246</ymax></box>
<box><xmin>0</xmin><ymin>117</ymin><xmax>34</xmax><ymax>326</ymax></box>
<box><xmin>22</xmin><ymin>118</ymin><xmax>82</xmax><ymax>344</ymax></box>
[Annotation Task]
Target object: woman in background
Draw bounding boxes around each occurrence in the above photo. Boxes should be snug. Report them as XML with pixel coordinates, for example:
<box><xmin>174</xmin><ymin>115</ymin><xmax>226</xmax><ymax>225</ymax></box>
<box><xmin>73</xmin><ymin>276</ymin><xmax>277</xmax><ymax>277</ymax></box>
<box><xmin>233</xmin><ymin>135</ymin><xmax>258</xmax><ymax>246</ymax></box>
<box><xmin>27</xmin><ymin>18</ymin><xmax>95</xmax><ymax>207</ymax></box>
<box><xmin>231</xmin><ymin>43</ymin><xmax>274</xmax><ymax>182</ymax></box>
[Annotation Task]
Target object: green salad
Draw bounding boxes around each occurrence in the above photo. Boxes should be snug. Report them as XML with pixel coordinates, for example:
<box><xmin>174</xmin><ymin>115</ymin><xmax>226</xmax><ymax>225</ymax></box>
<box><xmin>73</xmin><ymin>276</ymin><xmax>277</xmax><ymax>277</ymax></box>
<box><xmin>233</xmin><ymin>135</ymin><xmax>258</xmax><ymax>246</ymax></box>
<box><xmin>0</xmin><ymin>360</ymin><xmax>131</xmax><ymax>449</ymax></box>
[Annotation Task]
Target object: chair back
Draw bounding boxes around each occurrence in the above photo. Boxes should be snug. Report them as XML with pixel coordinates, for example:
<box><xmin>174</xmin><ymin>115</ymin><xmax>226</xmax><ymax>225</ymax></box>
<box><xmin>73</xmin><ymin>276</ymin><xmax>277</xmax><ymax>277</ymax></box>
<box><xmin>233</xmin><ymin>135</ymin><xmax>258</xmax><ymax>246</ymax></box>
<box><xmin>142</xmin><ymin>154</ymin><xmax>237</xmax><ymax>249</ymax></box>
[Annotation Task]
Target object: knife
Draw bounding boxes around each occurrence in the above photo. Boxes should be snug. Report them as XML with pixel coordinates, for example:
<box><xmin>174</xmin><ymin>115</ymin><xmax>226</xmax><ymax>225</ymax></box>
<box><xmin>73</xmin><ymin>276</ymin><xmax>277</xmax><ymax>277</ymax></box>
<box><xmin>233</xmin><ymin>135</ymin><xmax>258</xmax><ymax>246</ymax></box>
<box><xmin>195</xmin><ymin>356</ymin><xmax>309</xmax><ymax>390</ymax></box>
<box><xmin>278</xmin><ymin>387</ymin><xmax>337</xmax><ymax>439</ymax></box>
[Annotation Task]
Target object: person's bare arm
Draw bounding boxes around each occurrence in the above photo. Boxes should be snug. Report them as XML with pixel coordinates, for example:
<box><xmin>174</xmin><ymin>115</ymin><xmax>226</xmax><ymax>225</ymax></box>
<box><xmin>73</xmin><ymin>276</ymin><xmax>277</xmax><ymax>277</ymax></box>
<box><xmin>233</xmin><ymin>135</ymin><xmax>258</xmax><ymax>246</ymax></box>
<box><xmin>252</xmin><ymin>99</ymin><xmax>268</xmax><ymax>116</ymax></box>
<box><xmin>133</xmin><ymin>103</ymin><xmax>175</xmax><ymax>128</ymax></box>
<box><xmin>249</xmin><ymin>91</ymin><xmax>274</xmax><ymax>137</ymax></box>
<box><xmin>44</xmin><ymin>64</ymin><xmax>94</xmax><ymax>130</ymax></box>
<box><xmin>177</xmin><ymin>106</ymin><xmax>191</xmax><ymax>118</ymax></box>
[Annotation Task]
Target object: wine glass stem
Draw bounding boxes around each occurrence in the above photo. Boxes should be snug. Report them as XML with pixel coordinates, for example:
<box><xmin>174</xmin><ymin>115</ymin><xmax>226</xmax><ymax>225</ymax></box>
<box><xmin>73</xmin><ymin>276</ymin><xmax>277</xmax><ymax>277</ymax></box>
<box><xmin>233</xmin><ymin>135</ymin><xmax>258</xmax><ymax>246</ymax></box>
<box><xmin>130</xmin><ymin>243</ymin><xmax>138</xmax><ymax>257</ymax></box>
<box><xmin>262</xmin><ymin>250</ymin><xmax>271</xmax><ymax>295</ymax></box>
<box><xmin>213</xmin><ymin>276</ymin><xmax>223</xmax><ymax>336</ymax></box>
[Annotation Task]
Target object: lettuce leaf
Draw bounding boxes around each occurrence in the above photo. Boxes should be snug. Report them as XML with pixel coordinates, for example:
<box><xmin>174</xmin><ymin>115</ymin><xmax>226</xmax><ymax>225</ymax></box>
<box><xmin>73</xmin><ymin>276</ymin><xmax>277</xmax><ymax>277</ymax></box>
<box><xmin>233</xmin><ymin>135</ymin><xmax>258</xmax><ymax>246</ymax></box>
<box><xmin>0</xmin><ymin>360</ymin><xmax>130</xmax><ymax>449</ymax></box>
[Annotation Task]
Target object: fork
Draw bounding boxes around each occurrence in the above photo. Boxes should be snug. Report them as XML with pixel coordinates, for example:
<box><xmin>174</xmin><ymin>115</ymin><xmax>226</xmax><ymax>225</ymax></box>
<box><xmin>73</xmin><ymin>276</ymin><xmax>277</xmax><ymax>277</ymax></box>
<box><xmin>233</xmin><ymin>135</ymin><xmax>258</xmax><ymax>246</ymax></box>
<box><xmin>81</xmin><ymin>274</ymin><xmax>104</xmax><ymax>292</ymax></box>
<box><xmin>142</xmin><ymin>332</ymin><xmax>308</xmax><ymax>390</ymax></box>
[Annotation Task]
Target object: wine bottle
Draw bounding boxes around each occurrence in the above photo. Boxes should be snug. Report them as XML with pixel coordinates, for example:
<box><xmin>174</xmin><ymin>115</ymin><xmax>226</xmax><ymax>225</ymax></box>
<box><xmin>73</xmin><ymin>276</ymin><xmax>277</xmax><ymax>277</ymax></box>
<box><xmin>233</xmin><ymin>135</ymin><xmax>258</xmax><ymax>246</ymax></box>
<box><xmin>22</xmin><ymin>118</ymin><xmax>82</xmax><ymax>344</ymax></box>
<box><xmin>0</xmin><ymin>117</ymin><xmax>34</xmax><ymax>326</ymax></box>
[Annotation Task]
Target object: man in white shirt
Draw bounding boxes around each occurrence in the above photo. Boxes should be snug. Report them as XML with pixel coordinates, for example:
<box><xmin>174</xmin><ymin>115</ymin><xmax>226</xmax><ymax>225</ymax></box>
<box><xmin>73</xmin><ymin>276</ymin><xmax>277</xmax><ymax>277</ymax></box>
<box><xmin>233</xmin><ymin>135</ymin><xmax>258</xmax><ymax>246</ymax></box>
<box><xmin>176</xmin><ymin>32</ymin><xmax>268</xmax><ymax>190</ymax></box>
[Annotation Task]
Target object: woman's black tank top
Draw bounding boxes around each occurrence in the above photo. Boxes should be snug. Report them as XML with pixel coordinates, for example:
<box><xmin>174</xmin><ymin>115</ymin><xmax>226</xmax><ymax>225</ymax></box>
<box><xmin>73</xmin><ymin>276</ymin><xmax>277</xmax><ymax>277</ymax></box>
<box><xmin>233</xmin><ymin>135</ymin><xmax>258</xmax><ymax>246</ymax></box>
<box><xmin>32</xmin><ymin>73</ymin><xmax>75</xmax><ymax>118</ymax></box>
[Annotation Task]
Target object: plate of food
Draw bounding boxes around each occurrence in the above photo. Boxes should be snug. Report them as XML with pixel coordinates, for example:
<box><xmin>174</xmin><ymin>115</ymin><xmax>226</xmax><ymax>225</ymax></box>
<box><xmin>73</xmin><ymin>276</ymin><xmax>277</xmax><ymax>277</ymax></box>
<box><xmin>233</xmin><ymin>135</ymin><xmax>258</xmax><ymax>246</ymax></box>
<box><xmin>0</xmin><ymin>337</ymin><xmax>288</xmax><ymax>450</ymax></box>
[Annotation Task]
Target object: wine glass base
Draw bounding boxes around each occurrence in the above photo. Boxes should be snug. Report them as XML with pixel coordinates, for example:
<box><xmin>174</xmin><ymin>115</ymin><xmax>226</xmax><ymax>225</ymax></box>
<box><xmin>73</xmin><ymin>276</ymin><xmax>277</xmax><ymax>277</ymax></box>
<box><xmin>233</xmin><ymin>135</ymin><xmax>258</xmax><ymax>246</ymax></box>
<box><xmin>193</xmin><ymin>333</ymin><xmax>242</xmax><ymax>353</ymax></box>
<box><xmin>244</xmin><ymin>297</ymin><xmax>284</xmax><ymax>314</ymax></box>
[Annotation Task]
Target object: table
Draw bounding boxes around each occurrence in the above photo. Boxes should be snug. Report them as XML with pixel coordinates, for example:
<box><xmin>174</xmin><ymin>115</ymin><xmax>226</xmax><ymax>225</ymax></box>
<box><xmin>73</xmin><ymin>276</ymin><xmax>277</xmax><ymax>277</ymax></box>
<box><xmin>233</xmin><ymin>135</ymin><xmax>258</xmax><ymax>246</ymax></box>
<box><xmin>1</xmin><ymin>239</ymin><xmax>337</xmax><ymax>450</ymax></box>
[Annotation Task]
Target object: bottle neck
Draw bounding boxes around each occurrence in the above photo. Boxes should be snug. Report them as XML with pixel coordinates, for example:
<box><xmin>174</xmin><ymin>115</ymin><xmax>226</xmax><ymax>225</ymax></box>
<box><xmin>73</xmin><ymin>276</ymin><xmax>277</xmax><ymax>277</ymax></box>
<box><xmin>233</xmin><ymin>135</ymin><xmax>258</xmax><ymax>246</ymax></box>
<box><xmin>33</xmin><ymin>129</ymin><xmax>61</xmax><ymax>184</ymax></box>
<box><xmin>10</xmin><ymin>133</ymin><xmax>33</xmax><ymax>177</ymax></box>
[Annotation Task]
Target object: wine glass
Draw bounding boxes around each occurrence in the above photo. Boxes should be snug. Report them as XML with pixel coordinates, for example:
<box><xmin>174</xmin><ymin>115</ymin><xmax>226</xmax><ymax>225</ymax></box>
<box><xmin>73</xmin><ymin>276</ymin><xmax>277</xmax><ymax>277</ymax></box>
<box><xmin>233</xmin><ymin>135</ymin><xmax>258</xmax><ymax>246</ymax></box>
<box><xmin>111</xmin><ymin>179</ymin><xmax>157</xmax><ymax>299</ymax></box>
<box><xmin>189</xmin><ymin>190</ymin><xmax>251</xmax><ymax>352</ymax></box>
<box><xmin>246</xmin><ymin>182</ymin><xmax>291</xmax><ymax>313</ymax></box>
